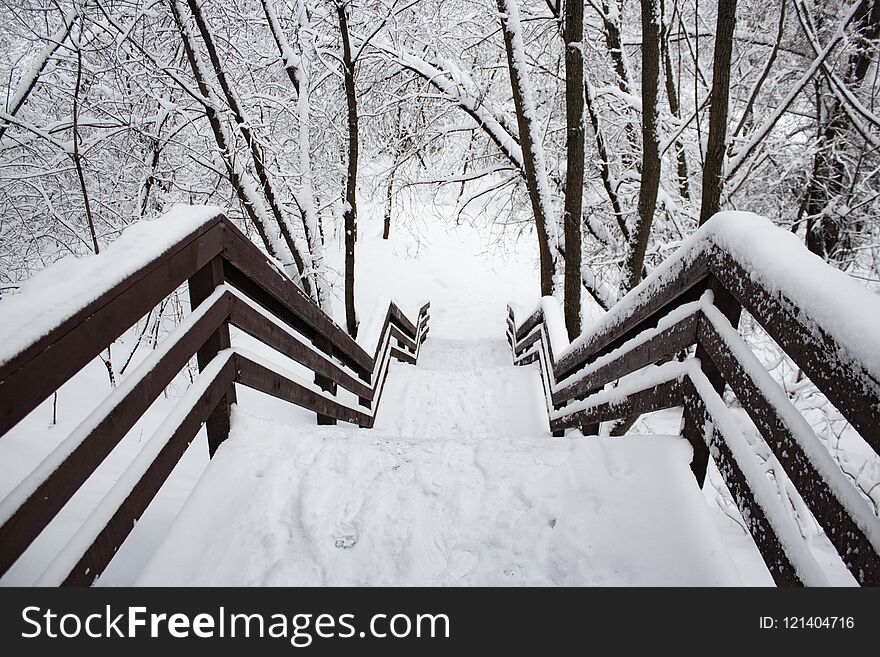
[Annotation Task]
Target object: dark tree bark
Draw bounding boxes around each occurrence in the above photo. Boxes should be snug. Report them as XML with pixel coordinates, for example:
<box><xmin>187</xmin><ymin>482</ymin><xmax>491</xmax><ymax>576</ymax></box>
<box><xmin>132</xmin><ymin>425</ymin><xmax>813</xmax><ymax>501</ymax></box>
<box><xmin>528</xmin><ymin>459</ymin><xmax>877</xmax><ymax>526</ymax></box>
<box><xmin>384</xmin><ymin>102</ymin><xmax>404</xmax><ymax>240</ymax></box>
<box><xmin>661</xmin><ymin>0</ymin><xmax>690</xmax><ymax>201</ymax></box>
<box><xmin>699</xmin><ymin>0</ymin><xmax>738</xmax><ymax>224</ymax></box>
<box><xmin>71</xmin><ymin>44</ymin><xmax>99</xmax><ymax>256</ymax></box>
<box><xmin>563</xmin><ymin>0</ymin><xmax>585</xmax><ymax>339</ymax></box>
<box><xmin>337</xmin><ymin>1</ymin><xmax>359</xmax><ymax>337</ymax></box>
<box><xmin>624</xmin><ymin>0</ymin><xmax>662</xmax><ymax>291</ymax></box>
<box><xmin>584</xmin><ymin>80</ymin><xmax>629</xmax><ymax>241</ymax></box>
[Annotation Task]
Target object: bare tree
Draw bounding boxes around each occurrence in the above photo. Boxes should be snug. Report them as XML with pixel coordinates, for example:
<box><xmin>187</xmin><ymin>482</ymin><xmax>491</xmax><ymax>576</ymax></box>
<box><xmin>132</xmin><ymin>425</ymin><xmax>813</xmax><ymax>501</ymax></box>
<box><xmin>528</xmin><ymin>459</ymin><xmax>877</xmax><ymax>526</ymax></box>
<box><xmin>563</xmin><ymin>0</ymin><xmax>586</xmax><ymax>337</ymax></box>
<box><xmin>336</xmin><ymin>0</ymin><xmax>360</xmax><ymax>337</ymax></box>
<box><xmin>699</xmin><ymin>0</ymin><xmax>738</xmax><ymax>224</ymax></box>
<box><xmin>496</xmin><ymin>0</ymin><xmax>558</xmax><ymax>298</ymax></box>
<box><xmin>795</xmin><ymin>0</ymin><xmax>880</xmax><ymax>259</ymax></box>
<box><xmin>624</xmin><ymin>0</ymin><xmax>663</xmax><ymax>291</ymax></box>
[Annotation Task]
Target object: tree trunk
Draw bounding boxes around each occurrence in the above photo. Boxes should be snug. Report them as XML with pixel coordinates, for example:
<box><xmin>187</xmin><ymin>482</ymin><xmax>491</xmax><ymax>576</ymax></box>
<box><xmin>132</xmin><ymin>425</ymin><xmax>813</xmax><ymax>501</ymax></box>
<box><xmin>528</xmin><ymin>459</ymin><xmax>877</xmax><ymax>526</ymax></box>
<box><xmin>71</xmin><ymin>44</ymin><xmax>99</xmax><ymax>256</ymax></box>
<box><xmin>699</xmin><ymin>0</ymin><xmax>738</xmax><ymax>224</ymax></box>
<box><xmin>624</xmin><ymin>0</ymin><xmax>662</xmax><ymax>291</ymax></box>
<box><xmin>169</xmin><ymin>0</ymin><xmax>285</xmax><ymax>264</ymax></box>
<box><xmin>563</xmin><ymin>0</ymin><xmax>585</xmax><ymax>338</ymax></box>
<box><xmin>337</xmin><ymin>1</ymin><xmax>359</xmax><ymax>338</ymax></box>
<box><xmin>584</xmin><ymin>79</ymin><xmax>629</xmax><ymax>241</ymax></box>
<box><xmin>385</xmin><ymin>102</ymin><xmax>404</xmax><ymax>239</ymax></box>
<box><xmin>661</xmin><ymin>0</ymin><xmax>690</xmax><ymax>201</ymax></box>
<box><xmin>801</xmin><ymin>0</ymin><xmax>880</xmax><ymax>259</ymax></box>
<box><xmin>185</xmin><ymin>0</ymin><xmax>319</xmax><ymax>303</ymax></box>
<box><xmin>496</xmin><ymin>0</ymin><xmax>558</xmax><ymax>298</ymax></box>
<box><xmin>599</xmin><ymin>0</ymin><xmax>641</xmax><ymax>165</ymax></box>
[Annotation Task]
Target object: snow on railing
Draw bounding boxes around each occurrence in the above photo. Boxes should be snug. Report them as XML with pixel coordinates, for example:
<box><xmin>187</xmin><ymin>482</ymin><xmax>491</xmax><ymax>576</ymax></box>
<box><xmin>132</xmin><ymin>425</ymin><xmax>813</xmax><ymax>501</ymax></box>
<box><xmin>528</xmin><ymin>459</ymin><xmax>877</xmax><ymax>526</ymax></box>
<box><xmin>508</xmin><ymin>211</ymin><xmax>880</xmax><ymax>587</ymax></box>
<box><xmin>0</xmin><ymin>205</ymin><xmax>223</xmax><ymax>371</ymax></box>
<box><xmin>0</xmin><ymin>207</ymin><xmax>430</xmax><ymax>586</ymax></box>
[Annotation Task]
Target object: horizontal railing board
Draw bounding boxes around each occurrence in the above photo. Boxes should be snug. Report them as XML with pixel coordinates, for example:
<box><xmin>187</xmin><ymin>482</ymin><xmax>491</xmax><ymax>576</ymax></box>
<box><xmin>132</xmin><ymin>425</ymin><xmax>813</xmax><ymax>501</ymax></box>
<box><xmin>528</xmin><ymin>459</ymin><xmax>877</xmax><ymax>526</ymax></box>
<box><xmin>507</xmin><ymin>215</ymin><xmax>880</xmax><ymax>586</ymax></box>
<box><xmin>0</xmin><ymin>207</ymin><xmax>432</xmax><ymax>586</ymax></box>
<box><xmin>553</xmin><ymin>253</ymin><xmax>711</xmax><ymax>381</ymax></box>
<box><xmin>552</xmin><ymin>312</ymin><xmax>700</xmax><ymax>409</ymax></box>
<box><xmin>711</xmin><ymin>249</ymin><xmax>880</xmax><ymax>456</ymax></box>
<box><xmin>389</xmin><ymin>323</ymin><xmax>418</xmax><ymax>353</ymax></box>
<box><xmin>235</xmin><ymin>354</ymin><xmax>373</xmax><ymax>428</ymax></box>
<box><xmin>551</xmin><ymin>378</ymin><xmax>685</xmax><ymax>432</ymax></box>
<box><xmin>681</xmin><ymin>379</ymin><xmax>803</xmax><ymax>587</ymax></box>
<box><xmin>0</xmin><ymin>290</ymin><xmax>230</xmax><ymax>577</ymax></box>
<box><xmin>697</xmin><ymin>311</ymin><xmax>880</xmax><ymax>585</ymax></box>
<box><xmin>0</xmin><ymin>221</ymin><xmax>225</xmax><ymax>437</ymax></box>
<box><xmin>228</xmin><ymin>293</ymin><xmax>373</xmax><ymax>401</ymax></box>
<box><xmin>220</xmin><ymin>221</ymin><xmax>373</xmax><ymax>375</ymax></box>
<box><xmin>0</xmin><ymin>216</ymin><xmax>223</xmax><ymax>380</ymax></box>
<box><xmin>514</xmin><ymin>308</ymin><xmax>543</xmax><ymax>342</ymax></box>
<box><xmin>59</xmin><ymin>353</ymin><xmax>238</xmax><ymax>586</ymax></box>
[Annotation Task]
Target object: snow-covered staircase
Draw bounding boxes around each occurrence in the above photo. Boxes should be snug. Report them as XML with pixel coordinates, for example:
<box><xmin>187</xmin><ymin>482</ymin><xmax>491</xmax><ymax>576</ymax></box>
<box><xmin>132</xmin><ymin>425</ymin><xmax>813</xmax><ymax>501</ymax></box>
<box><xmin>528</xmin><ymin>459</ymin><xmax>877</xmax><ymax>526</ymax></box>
<box><xmin>3</xmin><ymin>209</ymin><xmax>878</xmax><ymax>587</ymax></box>
<box><xmin>136</xmin><ymin>333</ymin><xmax>741</xmax><ymax>586</ymax></box>
<box><xmin>374</xmin><ymin>339</ymin><xmax>548</xmax><ymax>439</ymax></box>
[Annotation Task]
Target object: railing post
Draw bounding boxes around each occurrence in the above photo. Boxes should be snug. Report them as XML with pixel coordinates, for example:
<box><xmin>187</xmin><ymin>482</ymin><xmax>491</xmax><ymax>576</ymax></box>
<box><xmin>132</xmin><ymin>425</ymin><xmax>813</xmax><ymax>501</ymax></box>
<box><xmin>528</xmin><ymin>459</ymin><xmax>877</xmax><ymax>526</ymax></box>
<box><xmin>188</xmin><ymin>255</ymin><xmax>236</xmax><ymax>456</ymax></box>
<box><xmin>313</xmin><ymin>335</ymin><xmax>338</xmax><ymax>425</ymax></box>
<box><xmin>681</xmin><ymin>274</ymin><xmax>741</xmax><ymax>484</ymax></box>
<box><xmin>357</xmin><ymin>368</ymin><xmax>372</xmax><ymax>429</ymax></box>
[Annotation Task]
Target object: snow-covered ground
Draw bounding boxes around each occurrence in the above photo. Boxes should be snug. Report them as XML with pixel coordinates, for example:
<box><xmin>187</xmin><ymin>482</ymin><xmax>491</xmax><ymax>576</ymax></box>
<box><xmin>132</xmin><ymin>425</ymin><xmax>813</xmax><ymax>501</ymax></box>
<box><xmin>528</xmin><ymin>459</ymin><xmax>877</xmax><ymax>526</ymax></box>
<box><xmin>2</xmin><ymin>194</ymin><xmax>840</xmax><ymax>586</ymax></box>
<box><xmin>134</xmin><ymin>203</ymin><xmax>741</xmax><ymax>586</ymax></box>
<box><xmin>138</xmin><ymin>413</ymin><xmax>739</xmax><ymax>586</ymax></box>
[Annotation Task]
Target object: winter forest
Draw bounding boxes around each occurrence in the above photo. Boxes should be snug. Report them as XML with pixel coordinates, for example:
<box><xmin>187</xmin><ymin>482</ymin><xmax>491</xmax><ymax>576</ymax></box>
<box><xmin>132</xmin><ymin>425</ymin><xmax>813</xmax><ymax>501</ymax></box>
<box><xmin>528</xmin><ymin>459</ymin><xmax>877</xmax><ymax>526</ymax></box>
<box><xmin>1</xmin><ymin>0</ymin><xmax>879</xmax><ymax>587</ymax></box>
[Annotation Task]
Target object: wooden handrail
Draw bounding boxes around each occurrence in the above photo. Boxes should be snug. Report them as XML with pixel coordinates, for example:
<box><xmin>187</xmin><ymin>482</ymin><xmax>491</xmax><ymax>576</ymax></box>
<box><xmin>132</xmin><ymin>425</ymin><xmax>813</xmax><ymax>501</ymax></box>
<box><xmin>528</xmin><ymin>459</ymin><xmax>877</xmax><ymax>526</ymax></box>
<box><xmin>509</xmin><ymin>214</ymin><xmax>880</xmax><ymax>586</ymax></box>
<box><xmin>0</xmin><ymin>208</ymin><xmax>430</xmax><ymax>585</ymax></box>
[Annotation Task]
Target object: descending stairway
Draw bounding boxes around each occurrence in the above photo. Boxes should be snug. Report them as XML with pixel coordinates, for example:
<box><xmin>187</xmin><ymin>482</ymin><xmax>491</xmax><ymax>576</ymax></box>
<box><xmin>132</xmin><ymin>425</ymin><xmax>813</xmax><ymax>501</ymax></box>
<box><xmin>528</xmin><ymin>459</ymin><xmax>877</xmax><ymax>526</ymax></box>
<box><xmin>6</xmin><ymin>209</ymin><xmax>874</xmax><ymax>587</ymax></box>
<box><xmin>136</xmin><ymin>332</ymin><xmax>741</xmax><ymax>586</ymax></box>
<box><xmin>374</xmin><ymin>339</ymin><xmax>548</xmax><ymax>439</ymax></box>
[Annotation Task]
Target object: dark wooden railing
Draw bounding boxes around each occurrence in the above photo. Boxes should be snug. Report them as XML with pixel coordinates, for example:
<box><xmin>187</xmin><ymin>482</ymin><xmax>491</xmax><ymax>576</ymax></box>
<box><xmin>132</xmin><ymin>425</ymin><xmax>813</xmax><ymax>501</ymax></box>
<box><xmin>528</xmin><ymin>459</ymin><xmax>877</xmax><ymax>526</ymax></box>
<box><xmin>0</xmin><ymin>210</ymin><xmax>429</xmax><ymax>586</ymax></box>
<box><xmin>508</xmin><ymin>221</ymin><xmax>880</xmax><ymax>587</ymax></box>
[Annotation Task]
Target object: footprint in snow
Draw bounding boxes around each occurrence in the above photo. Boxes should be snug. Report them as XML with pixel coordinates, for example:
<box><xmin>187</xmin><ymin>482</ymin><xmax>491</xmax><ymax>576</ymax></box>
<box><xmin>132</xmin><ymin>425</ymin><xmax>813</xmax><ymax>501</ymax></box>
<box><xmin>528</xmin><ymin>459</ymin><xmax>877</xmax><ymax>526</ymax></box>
<box><xmin>334</xmin><ymin>530</ymin><xmax>358</xmax><ymax>550</ymax></box>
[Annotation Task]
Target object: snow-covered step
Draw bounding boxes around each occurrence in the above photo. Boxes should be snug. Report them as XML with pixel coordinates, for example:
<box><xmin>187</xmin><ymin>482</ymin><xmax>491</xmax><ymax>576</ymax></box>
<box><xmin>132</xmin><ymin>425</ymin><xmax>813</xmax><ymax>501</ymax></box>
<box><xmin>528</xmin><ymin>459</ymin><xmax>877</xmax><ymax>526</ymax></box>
<box><xmin>414</xmin><ymin>338</ymin><xmax>514</xmax><ymax>370</ymax></box>
<box><xmin>138</xmin><ymin>410</ymin><xmax>740</xmax><ymax>586</ymax></box>
<box><xmin>373</xmin><ymin>338</ymin><xmax>549</xmax><ymax>439</ymax></box>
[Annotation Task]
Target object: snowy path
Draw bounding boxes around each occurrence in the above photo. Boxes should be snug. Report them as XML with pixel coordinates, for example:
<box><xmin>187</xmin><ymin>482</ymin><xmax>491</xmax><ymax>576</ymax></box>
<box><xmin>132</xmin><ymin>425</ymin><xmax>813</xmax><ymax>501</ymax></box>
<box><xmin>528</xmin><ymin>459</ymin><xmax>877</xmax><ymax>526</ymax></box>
<box><xmin>374</xmin><ymin>338</ymin><xmax>549</xmax><ymax>439</ymax></box>
<box><xmin>139</xmin><ymin>329</ymin><xmax>739</xmax><ymax>586</ymax></box>
<box><xmin>132</xmin><ymin>222</ymin><xmax>740</xmax><ymax>585</ymax></box>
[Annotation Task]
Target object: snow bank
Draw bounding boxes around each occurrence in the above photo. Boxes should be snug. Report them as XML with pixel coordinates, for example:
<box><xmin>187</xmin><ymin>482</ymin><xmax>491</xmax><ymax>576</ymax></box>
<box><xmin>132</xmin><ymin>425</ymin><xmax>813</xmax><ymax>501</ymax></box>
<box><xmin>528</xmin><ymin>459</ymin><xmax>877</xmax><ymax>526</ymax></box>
<box><xmin>551</xmin><ymin>355</ymin><xmax>831</xmax><ymax>585</ymax></box>
<box><xmin>0</xmin><ymin>205</ymin><xmax>223</xmax><ymax>369</ymax></box>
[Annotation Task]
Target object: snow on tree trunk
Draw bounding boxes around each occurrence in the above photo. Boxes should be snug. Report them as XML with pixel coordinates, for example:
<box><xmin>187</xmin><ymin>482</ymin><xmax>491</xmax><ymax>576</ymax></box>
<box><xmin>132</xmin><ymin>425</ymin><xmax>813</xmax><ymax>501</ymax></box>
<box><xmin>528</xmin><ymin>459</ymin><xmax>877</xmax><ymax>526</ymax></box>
<box><xmin>563</xmin><ymin>0</ymin><xmax>585</xmax><ymax>338</ymax></box>
<box><xmin>184</xmin><ymin>0</ymin><xmax>321</xmax><ymax>304</ymax></box>
<box><xmin>699</xmin><ymin>0</ymin><xmax>737</xmax><ymax>224</ymax></box>
<box><xmin>337</xmin><ymin>0</ymin><xmax>359</xmax><ymax>338</ymax></box>
<box><xmin>496</xmin><ymin>0</ymin><xmax>559</xmax><ymax>298</ymax></box>
<box><xmin>169</xmin><ymin>0</ymin><xmax>296</xmax><ymax>276</ymax></box>
<box><xmin>624</xmin><ymin>0</ymin><xmax>662</xmax><ymax>292</ymax></box>
<box><xmin>261</xmin><ymin>0</ymin><xmax>332</xmax><ymax>308</ymax></box>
